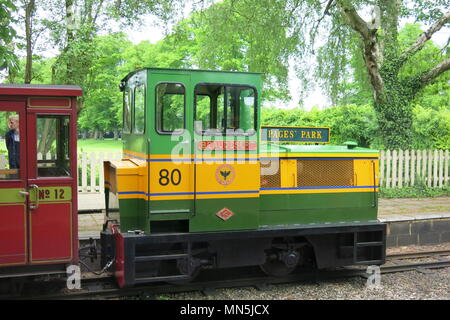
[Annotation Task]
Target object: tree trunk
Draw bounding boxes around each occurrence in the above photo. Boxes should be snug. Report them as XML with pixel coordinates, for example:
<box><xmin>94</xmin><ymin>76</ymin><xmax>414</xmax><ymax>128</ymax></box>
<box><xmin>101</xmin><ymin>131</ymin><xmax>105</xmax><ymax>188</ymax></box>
<box><xmin>373</xmin><ymin>83</ymin><xmax>414</xmax><ymax>149</ymax></box>
<box><xmin>24</xmin><ymin>0</ymin><xmax>35</xmax><ymax>84</ymax></box>
<box><xmin>65</xmin><ymin>0</ymin><xmax>75</xmax><ymax>83</ymax></box>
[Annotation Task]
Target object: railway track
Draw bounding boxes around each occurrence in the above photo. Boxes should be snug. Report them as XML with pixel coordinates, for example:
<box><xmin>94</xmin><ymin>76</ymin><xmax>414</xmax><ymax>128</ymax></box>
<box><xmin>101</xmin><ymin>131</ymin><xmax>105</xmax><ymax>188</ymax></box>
<box><xmin>7</xmin><ymin>248</ymin><xmax>449</xmax><ymax>300</ymax></box>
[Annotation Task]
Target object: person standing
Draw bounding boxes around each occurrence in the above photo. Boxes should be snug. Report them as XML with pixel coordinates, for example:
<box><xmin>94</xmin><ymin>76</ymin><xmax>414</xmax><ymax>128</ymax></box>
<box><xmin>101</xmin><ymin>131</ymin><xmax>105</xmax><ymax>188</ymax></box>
<box><xmin>5</xmin><ymin>114</ymin><xmax>20</xmax><ymax>169</ymax></box>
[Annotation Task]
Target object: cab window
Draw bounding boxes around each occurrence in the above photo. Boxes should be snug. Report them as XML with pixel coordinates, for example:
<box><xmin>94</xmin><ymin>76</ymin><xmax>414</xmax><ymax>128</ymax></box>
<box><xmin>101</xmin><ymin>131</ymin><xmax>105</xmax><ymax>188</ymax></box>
<box><xmin>133</xmin><ymin>85</ymin><xmax>145</xmax><ymax>134</ymax></box>
<box><xmin>156</xmin><ymin>83</ymin><xmax>185</xmax><ymax>133</ymax></box>
<box><xmin>123</xmin><ymin>88</ymin><xmax>132</xmax><ymax>133</ymax></box>
<box><xmin>195</xmin><ymin>84</ymin><xmax>256</xmax><ymax>134</ymax></box>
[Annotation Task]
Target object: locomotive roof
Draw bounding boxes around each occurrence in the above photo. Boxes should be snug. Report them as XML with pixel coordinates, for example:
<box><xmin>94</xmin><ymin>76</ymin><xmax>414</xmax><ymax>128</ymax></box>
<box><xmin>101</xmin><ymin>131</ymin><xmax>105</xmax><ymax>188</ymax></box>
<box><xmin>0</xmin><ymin>84</ymin><xmax>82</xmax><ymax>96</ymax></box>
<box><xmin>121</xmin><ymin>67</ymin><xmax>263</xmax><ymax>82</ymax></box>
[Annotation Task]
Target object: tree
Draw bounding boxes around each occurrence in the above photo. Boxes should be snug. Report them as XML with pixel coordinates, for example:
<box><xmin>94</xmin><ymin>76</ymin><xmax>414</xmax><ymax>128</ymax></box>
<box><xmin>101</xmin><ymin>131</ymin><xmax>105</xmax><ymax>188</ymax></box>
<box><xmin>0</xmin><ymin>0</ymin><xmax>18</xmax><ymax>73</ymax></box>
<box><xmin>24</xmin><ymin>0</ymin><xmax>36</xmax><ymax>83</ymax></box>
<box><xmin>319</xmin><ymin>0</ymin><xmax>450</xmax><ymax>149</ymax></box>
<box><xmin>198</xmin><ymin>0</ymin><xmax>449</xmax><ymax>149</ymax></box>
<box><xmin>165</xmin><ymin>0</ymin><xmax>305</xmax><ymax>101</ymax></box>
<box><xmin>78</xmin><ymin>33</ymin><xmax>132</xmax><ymax>138</ymax></box>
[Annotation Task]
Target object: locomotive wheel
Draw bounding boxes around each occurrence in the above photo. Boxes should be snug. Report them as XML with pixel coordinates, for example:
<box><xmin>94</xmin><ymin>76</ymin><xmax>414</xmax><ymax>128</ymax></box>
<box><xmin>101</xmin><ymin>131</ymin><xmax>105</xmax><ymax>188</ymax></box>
<box><xmin>260</xmin><ymin>257</ymin><xmax>297</xmax><ymax>277</ymax></box>
<box><xmin>260</xmin><ymin>238</ymin><xmax>302</xmax><ymax>277</ymax></box>
<box><xmin>160</xmin><ymin>258</ymin><xmax>200</xmax><ymax>285</ymax></box>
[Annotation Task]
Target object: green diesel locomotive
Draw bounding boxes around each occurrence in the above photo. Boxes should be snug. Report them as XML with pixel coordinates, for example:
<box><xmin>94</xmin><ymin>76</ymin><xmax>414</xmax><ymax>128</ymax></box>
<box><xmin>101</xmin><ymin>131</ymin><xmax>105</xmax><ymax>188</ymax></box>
<box><xmin>100</xmin><ymin>68</ymin><xmax>386</xmax><ymax>287</ymax></box>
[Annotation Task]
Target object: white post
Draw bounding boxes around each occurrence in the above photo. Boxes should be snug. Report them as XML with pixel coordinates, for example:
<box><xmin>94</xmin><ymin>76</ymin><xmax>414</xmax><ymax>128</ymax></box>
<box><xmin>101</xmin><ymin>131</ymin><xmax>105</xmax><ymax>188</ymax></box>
<box><xmin>0</xmin><ymin>154</ymin><xmax>6</xmax><ymax>169</ymax></box>
<box><xmin>433</xmin><ymin>150</ymin><xmax>438</xmax><ymax>187</ymax></box>
<box><xmin>98</xmin><ymin>152</ymin><xmax>105</xmax><ymax>194</ymax></box>
<box><xmin>410</xmin><ymin>150</ymin><xmax>415</xmax><ymax>187</ymax></box>
<box><xmin>416</xmin><ymin>150</ymin><xmax>422</xmax><ymax>182</ymax></box>
<box><xmin>404</xmin><ymin>150</ymin><xmax>410</xmax><ymax>186</ymax></box>
<box><xmin>81</xmin><ymin>152</ymin><xmax>88</xmax><ymax>192</ymax></box>
<box><xmin>398</xmin><ymin>150</ymin><xmax>403</xmax><ymax>188</ymax></box>
<box><xmin>380</xmin><ymin>150</ymin><xmax>385</xmax><ymax>187</ymax></box>
<box><xmin>427</xmin><ymin>150</ymin><xmax>433</xmax><ymax>187</ymax></box>
<box><xmin>444</xmin><ymin>150</ymin><xmax>449</xmax><ymax>185</ymax></box>
<box><xmin>386</xmin><ymin>150</ymin><xmax>391</xmax><ymax>188</ymax></box>
<box><xmin>392</xmin><ymin>150</ymin><xmax>398</xmax><ymax>188</ymax></box>
<box><xmin>422</xmin><ymin>150</ymin><xmax>427</xmax><ymax>184</ymax></box>
<box><xmin>438</xmin><ymin>150</ymin><xmax>443</xmax><ymax>187</ymax></box>
<box><xmin>90</xmin><ymin>152</ymin><xmax>96</xmax><ymax>193</ymax></box>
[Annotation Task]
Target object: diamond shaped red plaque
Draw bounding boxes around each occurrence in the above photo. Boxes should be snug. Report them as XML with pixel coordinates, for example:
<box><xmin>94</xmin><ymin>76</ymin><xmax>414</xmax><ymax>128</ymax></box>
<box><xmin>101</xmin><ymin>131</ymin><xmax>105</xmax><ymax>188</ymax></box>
<box><xmin>216</xmin><ymin>207</ymin><xmax>234</xmax><ymax>221</ymax></box>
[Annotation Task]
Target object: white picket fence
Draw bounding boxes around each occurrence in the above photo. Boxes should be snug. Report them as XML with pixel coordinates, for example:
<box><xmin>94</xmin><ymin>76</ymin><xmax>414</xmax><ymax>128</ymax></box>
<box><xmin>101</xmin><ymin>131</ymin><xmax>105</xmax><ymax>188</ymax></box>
<box><xmin>1</xmin><ymin>150</ymin><xmax>449</xmax><ymax>191</ymax></box>
<box><xmin>76</xmin><ymin>149</ymin><xmax>450</xmax><ymax>191</ymax></box>
<box><xmin>77</xmin><ymin>152</ymin><xmax>122</xmax><ymax>193</ymax></box>
<box><xmin>380</xmin><ymin>150</ymin><xmax>450</xmax><ymax>188</ymax></box>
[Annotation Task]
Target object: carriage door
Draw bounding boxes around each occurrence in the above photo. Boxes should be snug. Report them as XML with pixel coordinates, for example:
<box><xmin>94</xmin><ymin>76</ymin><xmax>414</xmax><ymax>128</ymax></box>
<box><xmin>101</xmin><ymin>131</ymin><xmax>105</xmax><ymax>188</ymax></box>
<box><xmin>191</xmin><ymin>84</ymin><xmax>260</xmax><ymax>232</ymax></box>
<box><xmin>0</xmin><ymin>101</ymin><xmax>28</xmax><ymax>266</ymax></box>
<box><xmin>26</xmin><ymin>106</ymin><xmax>76</xmax><ymax>263</ymax></box>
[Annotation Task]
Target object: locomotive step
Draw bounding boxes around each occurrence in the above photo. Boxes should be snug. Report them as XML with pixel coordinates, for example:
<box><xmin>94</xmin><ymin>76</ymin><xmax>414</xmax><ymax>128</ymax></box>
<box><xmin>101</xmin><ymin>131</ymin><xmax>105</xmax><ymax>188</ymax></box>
<box><xmin>354</xmin><ymin>259</ymin><xmax>384</xmax><ymax>265</ymax></box>
<box><xmin>135</xmin><ymin>274</ymin><xmax>191</xmax><ymax>283</ymax></box>
<box><xmin>134</xmin><ymin>253</ymin><xmax>189</xmax><ymax>262</ymax></box>
<box><xmin>355</xmin><ymin>241</ymin><xmax>384</xmax><ymax>247</ymax></box>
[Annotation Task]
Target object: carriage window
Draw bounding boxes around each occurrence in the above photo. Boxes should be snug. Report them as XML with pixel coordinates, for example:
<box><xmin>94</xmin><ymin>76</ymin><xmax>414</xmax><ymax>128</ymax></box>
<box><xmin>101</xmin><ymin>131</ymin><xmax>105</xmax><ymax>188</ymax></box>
<box><xmin>156</xmin><ymin>83</ymin><xmax>185</xmax><ymax>133</ymax></box>
<box><xmin>134</xmin><ymin>85</ymin><xmax>145</xmax><ymax>134</ymax></box>
<box><xmin>0</xmin><ymin>111</ymin><xmax>20</xmax><ymax>179</ymax></box>
<box><xmin>37</xmin><ymin>115</ymin><xmax>70</xmax><ymax>177</ymax></box>
<box><xmin>195</xmin><ymin>84</ymin><xmax>256</xmax><ymax>134</ymax></box>
<box><xmin>123</xmin><ymin>88</ymin><xmax>131</xmax><ymax>133</ymax></box>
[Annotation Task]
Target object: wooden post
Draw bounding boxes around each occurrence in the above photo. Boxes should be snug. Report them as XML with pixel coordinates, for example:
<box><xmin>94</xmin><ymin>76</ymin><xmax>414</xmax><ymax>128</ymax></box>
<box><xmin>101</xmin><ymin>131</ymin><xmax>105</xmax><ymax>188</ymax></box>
<box><xmin>380</xmin><ymin>150</ymin><xmax>385</xmax><ymax>187</ymax></box>
<box><xmin>392</xmin><ymin>150</ymin><xmax>398</xmax><ymax>188</ymax></box>
<box><xmin>411</xmin><ymin>150</ymin><xmax>416</xmax><ymax>186</ymax></box>
<box><xmin>90</xmin><ymin>152</ymin><xmax>96</xmax><ymax>193</ymax></box>
<box><xmin>445</xmin><ymin>150</ymin><xmax>449</xmax><ymax>186</ymax></box>
<box><xmin>427</xmin><ymin>150</ymin><xmax>433</xmax><ymax>187</ymax></box>
<box><xmin>99</xmin><ymin>152</ymin><xmax>105</xmax><ymax>194</ymax></box>
<box><xmin>433</xmin><ymin>150</ymin><xmax>438</xmax><ymax>187</ymax></box>
<box><xmin>81</xmin><ymin>152</ymin><xmax>88</xmax><ymax>192</ymax></box>
<box><xmin>0</xmin><ymin>154</ymin><xmax>7</xmax><ymax>169</ymax></box>
<box><xmin>398</xmin><ymin>150</ymin><xmax>403</xmax><ymax>188</ymax></box>
<box><xmin>405</xmin><ymin>150</ymin><xmax>410</xmax><ymax>186</ymax></box>
<box><xmin>386</xmin><ymin>150</ymin><xmax>391</xmax><ymax>188</ymax></box>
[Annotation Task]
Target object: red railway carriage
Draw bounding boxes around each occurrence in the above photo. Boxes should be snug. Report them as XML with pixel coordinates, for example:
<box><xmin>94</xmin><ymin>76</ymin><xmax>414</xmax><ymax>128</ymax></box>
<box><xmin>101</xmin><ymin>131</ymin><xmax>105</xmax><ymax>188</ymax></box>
<box><xmin>0</xmin><ymin>84</ymin><xmax>82</xmax><ymax>284</ymax></box>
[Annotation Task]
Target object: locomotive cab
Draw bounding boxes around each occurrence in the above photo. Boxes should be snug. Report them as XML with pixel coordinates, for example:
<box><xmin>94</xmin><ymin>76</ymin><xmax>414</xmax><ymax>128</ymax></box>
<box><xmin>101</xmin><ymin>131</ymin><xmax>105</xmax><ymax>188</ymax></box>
<box><xmin>104</xmin><ymin>69</ymin><xmax>262</xmax><ymax>234</ymax></box>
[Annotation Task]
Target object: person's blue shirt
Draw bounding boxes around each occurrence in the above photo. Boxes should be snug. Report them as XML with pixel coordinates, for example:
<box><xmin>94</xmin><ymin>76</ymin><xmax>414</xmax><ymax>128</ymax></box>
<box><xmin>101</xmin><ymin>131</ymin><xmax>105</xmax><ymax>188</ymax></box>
<box><xmin>5</xmin><ymin>129</ymin><xmax>19</xmax><ymax>169</ymax></box>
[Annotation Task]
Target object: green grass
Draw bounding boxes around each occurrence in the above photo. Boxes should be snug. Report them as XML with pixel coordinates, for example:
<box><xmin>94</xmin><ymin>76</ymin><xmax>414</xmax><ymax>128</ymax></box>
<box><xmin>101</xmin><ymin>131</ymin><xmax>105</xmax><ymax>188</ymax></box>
<box><xmin>379</xmin><ymin>185</ymin><xmax>450</xmax><ymax>198</ymax></box>
<box><xmin>77</xmin><ymin>139</ymin><xmax>122</xmax><ymax>154</ymax></box>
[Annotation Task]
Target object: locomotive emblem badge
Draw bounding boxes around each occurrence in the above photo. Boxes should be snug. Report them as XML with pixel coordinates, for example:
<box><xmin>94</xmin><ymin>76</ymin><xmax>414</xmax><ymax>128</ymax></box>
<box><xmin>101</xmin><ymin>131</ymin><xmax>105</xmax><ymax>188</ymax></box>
<box><xmin>215</xmin><ymin>164</ymin><xmax>235</xmax><ymax>186</ymax></box>
<box><xmin>216</xmin><ymin>207</ymin><xmax>234</xmax><ymax>221</ymax></box>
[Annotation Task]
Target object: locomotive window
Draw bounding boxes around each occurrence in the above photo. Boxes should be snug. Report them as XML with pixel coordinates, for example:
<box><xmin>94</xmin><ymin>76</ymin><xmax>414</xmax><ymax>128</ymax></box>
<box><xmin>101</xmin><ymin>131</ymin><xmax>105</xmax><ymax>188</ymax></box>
<box><xmin>36</xmin><ymin>115</ymin><xmax>71</xmax><ymax>177</ymax></box>
<box><xmin>123</xmin><ymin>88</ymin><xmax>131</xmax><ymax>133</ymax></box>
<box><xmin>156</xmin><ymin>83</ymin><xmax>185</xmax><ymax>133</ymax></box>
<box><xmin>194</xmin><ymin>84</ymin><xmax>256</xmax><ymax>135</ymax></box>
<box><xmin>134</xmin><ymin>85</ymin><xmax>145</xmax><ymax>134</ymax></box>
<box><xmin>196</xmin><ymin>95</ymin><xmax>211</xmax><ymax>130</ymax></box>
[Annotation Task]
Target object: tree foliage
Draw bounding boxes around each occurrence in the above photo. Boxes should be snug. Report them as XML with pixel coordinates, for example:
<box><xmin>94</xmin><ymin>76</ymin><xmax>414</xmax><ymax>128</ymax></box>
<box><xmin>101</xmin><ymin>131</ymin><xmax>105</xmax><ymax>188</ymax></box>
<box><xmin>311</xmin><ymin>0</ymin><xmax>450</xmax><ymax>149</ymax></box>
<box><xmin>0</xmin><ymin>0</ymin><xmax>18</xmax><ymax>71</ymax></box>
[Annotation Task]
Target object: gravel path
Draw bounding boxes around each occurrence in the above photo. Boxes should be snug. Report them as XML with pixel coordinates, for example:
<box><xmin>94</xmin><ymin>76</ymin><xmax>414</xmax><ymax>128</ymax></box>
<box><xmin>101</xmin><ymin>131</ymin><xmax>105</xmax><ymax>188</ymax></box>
<box><xmin>157</xmin><ymin>267</ymin><xmax>450</xmax><ymax>300</ymax></box>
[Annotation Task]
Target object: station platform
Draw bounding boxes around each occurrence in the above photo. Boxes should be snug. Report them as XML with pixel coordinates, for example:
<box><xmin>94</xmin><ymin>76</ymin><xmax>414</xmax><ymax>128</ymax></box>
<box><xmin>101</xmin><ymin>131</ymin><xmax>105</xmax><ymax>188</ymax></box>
<box><xmin>77</xmin><ymin>194</ymin><xmax>450</xmax><ymax>247</ymax></box>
